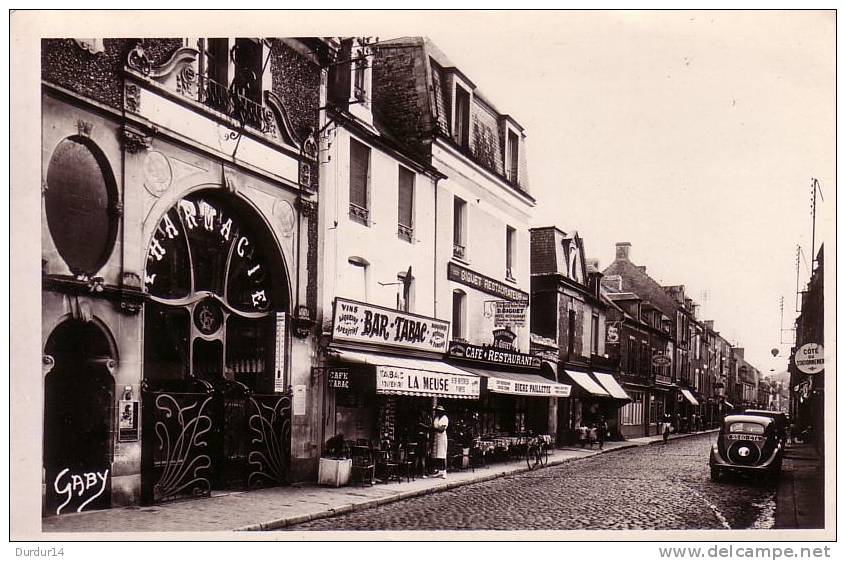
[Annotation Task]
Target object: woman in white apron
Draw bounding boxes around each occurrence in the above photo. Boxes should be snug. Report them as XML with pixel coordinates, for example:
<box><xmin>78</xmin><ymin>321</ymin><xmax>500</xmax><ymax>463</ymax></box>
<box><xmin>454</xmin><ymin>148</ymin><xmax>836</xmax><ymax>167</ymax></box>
<box><xmin>432</xmin><ymin>405</ymin><xmax>449</xmax><ymax>478</ymax></box>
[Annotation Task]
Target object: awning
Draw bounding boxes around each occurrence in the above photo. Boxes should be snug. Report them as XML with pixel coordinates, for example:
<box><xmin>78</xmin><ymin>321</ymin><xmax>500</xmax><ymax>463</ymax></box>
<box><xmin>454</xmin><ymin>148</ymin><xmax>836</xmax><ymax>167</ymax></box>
<box><xmin>593</xmin><ymin>372</ymin><xmax>632</xmax><ymax>400</ymax></box>
<box><xmin>562</xmin><ymin>370</ymin><xmax>610</xmax><ymax>397</ymax></box>
<box><xmin>459</xmin><ymin>366</ymin><xmax>571</xmax><ymax>397</ymax></box>
<box><xmin>333</xmin><ymin>349</ymin><xmax>480</xmax><ymax>399</ymax></box>
<box><xmin>680</xmin><ymin>388</ymin><xmax>699</xmax><ymax>406</ymax></box>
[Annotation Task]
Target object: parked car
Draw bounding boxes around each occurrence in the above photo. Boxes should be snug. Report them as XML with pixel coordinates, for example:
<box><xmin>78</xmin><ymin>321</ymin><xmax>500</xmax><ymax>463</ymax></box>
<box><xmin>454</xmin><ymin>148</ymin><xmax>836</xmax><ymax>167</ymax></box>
<box><xmin>709</xmin><ymin>414</ymin><xmax>784</xmax><ymax>482</ymax></box>
<box><xmin>744</xmin><ymin>409</ymin><xmax>789</xmax><ymax>444</ymax></box>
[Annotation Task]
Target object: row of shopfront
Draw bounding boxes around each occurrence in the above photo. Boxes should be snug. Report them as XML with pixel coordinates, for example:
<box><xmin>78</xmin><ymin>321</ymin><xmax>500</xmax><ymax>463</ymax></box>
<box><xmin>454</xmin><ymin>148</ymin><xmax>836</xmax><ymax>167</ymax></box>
<box><xmin>321</xmin><ymin>297</ymin><xmax>633</xmax><ymax>452</ymax></box>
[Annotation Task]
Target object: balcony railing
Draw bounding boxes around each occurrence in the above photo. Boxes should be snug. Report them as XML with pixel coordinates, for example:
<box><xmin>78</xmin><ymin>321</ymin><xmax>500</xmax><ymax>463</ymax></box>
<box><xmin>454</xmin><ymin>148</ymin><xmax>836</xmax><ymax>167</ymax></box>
<box><xmin>397</xmin><ymin>223</ymin><xmax>413</xmax><ymax>242</ymax></box>
<box><xmin>349</xmin><ymin>203</ymin><xmax>369</xmax><ymax>225</ymax></box>
<box><xmin>453</xmin><ymin>243</ymin><xmax>466</xmax><ymax>260</ymax></box>
<box><xmin>195</xmin><ymin>74</ymin><xmax>268</xmax><ymax>133</ymax></box>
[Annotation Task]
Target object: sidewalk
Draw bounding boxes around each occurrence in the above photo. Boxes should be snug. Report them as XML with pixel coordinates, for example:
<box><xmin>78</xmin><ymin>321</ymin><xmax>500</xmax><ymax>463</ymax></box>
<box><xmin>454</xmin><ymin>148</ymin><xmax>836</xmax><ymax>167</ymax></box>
<box><xmin>774</xmin><ymin>441</ymin><xmax>825</xmax><ymax>529</ymax></box>
<box><xmin>41</xmin><ymin>430</ymin><xmax>714</xmax><ymax>534</ymax></box>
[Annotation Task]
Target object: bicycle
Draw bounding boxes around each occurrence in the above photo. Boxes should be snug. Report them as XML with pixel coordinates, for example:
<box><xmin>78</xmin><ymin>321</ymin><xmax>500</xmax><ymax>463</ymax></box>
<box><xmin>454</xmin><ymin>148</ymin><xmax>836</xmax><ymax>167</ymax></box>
<box><xmin>525</xmin><ymin>434</ymin><xmax>550</xmax><ymax>470</ymax></box>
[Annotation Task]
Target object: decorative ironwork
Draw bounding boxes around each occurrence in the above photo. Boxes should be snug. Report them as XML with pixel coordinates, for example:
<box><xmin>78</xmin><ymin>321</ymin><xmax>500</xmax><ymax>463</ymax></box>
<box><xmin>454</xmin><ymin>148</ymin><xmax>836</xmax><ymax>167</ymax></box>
<box><xmin>144</xmin><ymin>392</ymin><xmax>214</xmax><ymax>503</ymax></box>
<box><xmin>246</xmin><ymin>394</ymin><xmax>292</xmax><ymax>488</ymax></box>
<box><xmin>126</xmin><ymin>44</ymin><xmax>152</xmax><ymax>76</ymax></box>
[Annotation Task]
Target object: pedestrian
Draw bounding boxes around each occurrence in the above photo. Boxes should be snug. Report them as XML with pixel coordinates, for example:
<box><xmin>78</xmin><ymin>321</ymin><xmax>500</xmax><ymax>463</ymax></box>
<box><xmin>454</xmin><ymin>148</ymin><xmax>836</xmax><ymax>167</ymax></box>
<box><xmin>596</xmin><ymin>415</ymin><xmax>608</xmax><ymax>450</ymax></box>
<box><xmin>662</xmin><ymin>412</ymin><xmax>672</xmax><ymax>444</ymax></box>
<box><xmin>431</xmin><ymin>405</ymin><xmax>449</xmax><ymax>478</ymax></box>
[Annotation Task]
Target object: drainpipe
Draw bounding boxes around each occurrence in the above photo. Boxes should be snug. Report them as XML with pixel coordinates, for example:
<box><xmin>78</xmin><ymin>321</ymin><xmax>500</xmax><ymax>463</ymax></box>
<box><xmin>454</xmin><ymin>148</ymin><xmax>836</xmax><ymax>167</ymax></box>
<box><xmin>433</xmin><ymin>176</ymin><xmax>439</xmax><ymax>318</ymax></box>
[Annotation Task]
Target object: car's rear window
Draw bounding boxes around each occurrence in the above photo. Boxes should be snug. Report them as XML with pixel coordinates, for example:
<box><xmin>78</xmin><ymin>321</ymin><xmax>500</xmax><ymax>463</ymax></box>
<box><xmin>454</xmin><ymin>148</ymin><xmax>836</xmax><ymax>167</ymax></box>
<box><xmin>729</xmin><ymin>422</ymin><xmax>765</xmax><ymax>434</ymax></box>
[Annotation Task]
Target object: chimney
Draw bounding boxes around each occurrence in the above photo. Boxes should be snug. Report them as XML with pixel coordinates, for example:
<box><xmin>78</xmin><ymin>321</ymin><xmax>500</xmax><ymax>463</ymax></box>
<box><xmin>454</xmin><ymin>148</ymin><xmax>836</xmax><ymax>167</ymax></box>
<box><xmin>615</xmin><ymin>242</ymin><xmax>631</xmax><ymax>261</ymax></box>
<box><xmin>586</xmin><ymin>257</ymin><xmax>600</xmax><ymax>272</ymax></box>
<box><xmin>704</xmin><ymin>320</ymin><xmax>714</xmax><ymax>331</ymax></box>
<box><xmin>733</xmin><ymin>348</ymin><xmax>745</xmax><ymax>359</ymax></box>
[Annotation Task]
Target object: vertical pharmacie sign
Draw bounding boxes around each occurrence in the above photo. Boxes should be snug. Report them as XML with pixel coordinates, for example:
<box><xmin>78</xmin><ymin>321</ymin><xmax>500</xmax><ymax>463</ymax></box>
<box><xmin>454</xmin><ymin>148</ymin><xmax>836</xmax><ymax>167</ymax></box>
<box><xmin>274</xmin><ymin>312</ymin><xmax>287</xmax><ymax>392</ymax></box>
<box><xmin>332</xmin><ymin>297</ymin><xmax>450</xmax><ymax>353</ymax></box>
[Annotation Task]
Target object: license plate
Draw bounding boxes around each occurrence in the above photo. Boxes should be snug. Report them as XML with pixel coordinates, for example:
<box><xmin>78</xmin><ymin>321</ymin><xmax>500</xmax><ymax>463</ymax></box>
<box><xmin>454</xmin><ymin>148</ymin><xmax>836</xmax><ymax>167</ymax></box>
<box><xmin>727</xmin><ymin>434</ymin><xmax>763</xmax><ymax>442</ymax></box>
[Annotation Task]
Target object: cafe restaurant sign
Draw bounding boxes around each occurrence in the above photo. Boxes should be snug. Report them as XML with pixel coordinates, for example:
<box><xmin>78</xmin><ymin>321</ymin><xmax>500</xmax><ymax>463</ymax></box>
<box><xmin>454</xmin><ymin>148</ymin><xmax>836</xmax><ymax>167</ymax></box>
<box><xmin>332</xmin><ymin>297</ymin><xmax>450</xmax><ymax>353</ymax></box>
<box><xmin>448</xmin><ymin>262</ymin><xmax>529</xmax><ymax>303</ymax></box>
<box><xmin>449</xmin><ymin>341</ymin><xmax>542</xmax><ymax>369</ymax></box>
<box><xmin>376</xmin><ymin>365</ymin><xmax>480</xmax><ymax>399</ymax></box>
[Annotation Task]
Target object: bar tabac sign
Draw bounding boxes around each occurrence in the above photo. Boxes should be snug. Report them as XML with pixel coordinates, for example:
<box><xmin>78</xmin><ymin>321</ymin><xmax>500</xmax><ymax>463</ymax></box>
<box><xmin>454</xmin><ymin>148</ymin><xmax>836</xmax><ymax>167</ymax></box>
<box><xmin>332</xmin><ymin>297</ymin><xmax>450</xmax><ymax>353</ymax></box>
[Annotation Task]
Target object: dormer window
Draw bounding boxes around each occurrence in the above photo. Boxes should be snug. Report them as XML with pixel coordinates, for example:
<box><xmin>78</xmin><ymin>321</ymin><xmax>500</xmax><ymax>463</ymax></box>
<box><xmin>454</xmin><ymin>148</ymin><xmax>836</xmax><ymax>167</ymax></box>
<box><xmin>453</xmin><ymin>84</ymin><xmax>471</xmax><ymax>148</ymax></box>
<box><xmin>506</xmin><ymin>127</ymin><xmax>520</xmax><ymax>183</ymax></box>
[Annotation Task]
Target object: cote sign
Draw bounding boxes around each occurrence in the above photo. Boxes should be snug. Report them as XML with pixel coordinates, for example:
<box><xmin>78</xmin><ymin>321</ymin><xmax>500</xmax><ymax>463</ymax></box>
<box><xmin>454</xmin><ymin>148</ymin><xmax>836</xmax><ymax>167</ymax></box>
<box><xmin>795</xmin><ymin>343</ymin><xmax>824</xmax><ymax>374</ymax></box>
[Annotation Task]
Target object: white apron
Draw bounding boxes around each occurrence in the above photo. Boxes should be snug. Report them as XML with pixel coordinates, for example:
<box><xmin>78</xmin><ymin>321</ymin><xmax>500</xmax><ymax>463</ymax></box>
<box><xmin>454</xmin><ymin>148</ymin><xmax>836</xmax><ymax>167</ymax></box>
<box><xmin>432</xmin><ymin>415</ymin><xmax>449</xmax><ymax>459</ymax></box>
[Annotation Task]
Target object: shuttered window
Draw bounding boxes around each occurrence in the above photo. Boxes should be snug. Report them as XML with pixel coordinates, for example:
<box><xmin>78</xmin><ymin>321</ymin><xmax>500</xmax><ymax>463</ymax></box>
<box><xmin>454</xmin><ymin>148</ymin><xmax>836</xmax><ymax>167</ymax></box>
<box><xmin>349</xmin><ymin>139</ymin><xmax>370</xmax><ymax>223</ymax></box>
<box><xmin>397</xmin><ymin>166</ymin><xmax>414</xmax><ymax>240</ymax></box>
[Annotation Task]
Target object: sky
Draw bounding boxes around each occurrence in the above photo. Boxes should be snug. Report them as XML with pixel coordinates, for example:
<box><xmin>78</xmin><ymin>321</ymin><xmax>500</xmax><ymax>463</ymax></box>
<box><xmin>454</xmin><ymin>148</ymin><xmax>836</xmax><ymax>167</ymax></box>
<box><xmin>425</xmin><ymin>10</ymin><xmax>835</xmax><ymax>373</ymax></box>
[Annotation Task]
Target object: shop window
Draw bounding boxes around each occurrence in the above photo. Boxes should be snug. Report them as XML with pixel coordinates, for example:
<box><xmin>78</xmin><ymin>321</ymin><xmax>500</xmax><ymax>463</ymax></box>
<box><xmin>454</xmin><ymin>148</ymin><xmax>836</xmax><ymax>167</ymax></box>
<box><xmin>349</xmin><ymin>138</ymin><xmax>370</xmax><ymax>225</ymax></box>
<box><xmin>143</xmin><ymin>191</ymin><xmax>288</xmax><ymax>393</ymax></box>
<box><xmin>452</xmin><ymin>85</ymin><xmax>471</xmax><ymax>148</ymax></box>
<box><xmin>397</xmin><ymin>166</ymin><xmax>414</xmax><ymax>242</ymax></box>
<box><xmin>453</xmin><ymin>196</ymin><xmax>467</xmax><ymax>259</ymax></box>
<box><xmin>452</xmin><ymin>289</ymin><xmax>466</xmax><ymax>341</ymax></box>
<box><xmin>505</xmin><ymin>225</ymin><xmax>516</xmax><ymax>281</ymax></box>
<box><xmin>620</xmin><ymin>391</ymin><xmax>644</xmax><ymax>425</ymax></box>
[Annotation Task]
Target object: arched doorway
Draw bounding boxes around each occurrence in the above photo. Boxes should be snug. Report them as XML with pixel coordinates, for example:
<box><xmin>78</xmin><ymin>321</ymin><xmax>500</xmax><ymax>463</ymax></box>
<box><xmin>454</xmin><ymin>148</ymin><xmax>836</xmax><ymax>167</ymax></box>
<box><xmin>43</xmin><ymin>319</ymin><xmax>115</xmax><ymax>516</ymax></box>
<box><xmin>142</xmin><ymin>190</ymin><xmax>293</xmax><ymax>502</ymax></box>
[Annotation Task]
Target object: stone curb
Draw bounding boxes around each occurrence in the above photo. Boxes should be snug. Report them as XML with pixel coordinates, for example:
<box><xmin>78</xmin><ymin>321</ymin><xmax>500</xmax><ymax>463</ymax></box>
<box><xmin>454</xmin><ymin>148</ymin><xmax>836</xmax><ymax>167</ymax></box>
<box><xmin>236</xmin><ymin>440</ymin><xmax>656</xmax><ymax>532</ymax></box>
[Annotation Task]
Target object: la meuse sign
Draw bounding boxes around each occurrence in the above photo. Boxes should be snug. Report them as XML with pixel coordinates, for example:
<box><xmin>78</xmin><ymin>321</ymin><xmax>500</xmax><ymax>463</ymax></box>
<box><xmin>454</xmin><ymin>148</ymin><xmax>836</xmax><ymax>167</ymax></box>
<box><xmin>447</xmin><ymin>262</ymin><xmax>529</xmax><ymax>303</ymax></box>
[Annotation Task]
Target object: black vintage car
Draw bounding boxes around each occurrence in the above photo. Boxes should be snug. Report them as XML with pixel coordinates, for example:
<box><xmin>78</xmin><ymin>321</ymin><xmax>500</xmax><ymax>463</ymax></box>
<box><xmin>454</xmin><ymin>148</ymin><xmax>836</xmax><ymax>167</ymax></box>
<box><xmin>709</xmin><ymin>414</ymin><xmax>784</xmax><ymax>482</ymax></box>
<box><xmin>744</xmin><ymin>409</ymin><xmax>789</xmax><ymax>444</ymax></box>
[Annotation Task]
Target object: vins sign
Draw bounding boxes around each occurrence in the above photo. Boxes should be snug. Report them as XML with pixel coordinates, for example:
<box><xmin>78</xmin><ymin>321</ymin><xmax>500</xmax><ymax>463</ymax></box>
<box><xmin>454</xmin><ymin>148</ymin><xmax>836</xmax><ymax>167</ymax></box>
<box><xmin>332</xmin><ymin>298</ymin><xmax>450</xmax><ymax>353</ymax></box>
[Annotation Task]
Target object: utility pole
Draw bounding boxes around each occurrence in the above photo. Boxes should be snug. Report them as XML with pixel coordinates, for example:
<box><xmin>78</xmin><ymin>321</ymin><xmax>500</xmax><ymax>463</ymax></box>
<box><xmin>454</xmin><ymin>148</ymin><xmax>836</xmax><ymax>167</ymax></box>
<box><xmin>810</xmin><ymin>178</ymin><xmax>824</xmax><ymax>269</ymax></box>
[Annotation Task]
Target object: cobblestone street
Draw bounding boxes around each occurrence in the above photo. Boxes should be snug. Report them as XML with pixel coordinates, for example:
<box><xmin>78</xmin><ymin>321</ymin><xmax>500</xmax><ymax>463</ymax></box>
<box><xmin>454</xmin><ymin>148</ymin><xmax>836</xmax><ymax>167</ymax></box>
<box><xmin>287</xmin><ymin>433</ymin><xmax>776</xmax><ymax>531</ymax></box>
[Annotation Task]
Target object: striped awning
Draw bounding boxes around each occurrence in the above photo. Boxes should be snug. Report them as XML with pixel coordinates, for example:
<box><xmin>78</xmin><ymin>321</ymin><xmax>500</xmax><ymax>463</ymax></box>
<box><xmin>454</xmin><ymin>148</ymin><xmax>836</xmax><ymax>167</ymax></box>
<box><xmin>333</xmin><ymin>349</ymin><xmax>481</xmax><ymax>399</ymax></box>
<box><xmin>680</xmin><ymin>388</ymin><xmax>700</xmax><ymax>406</ymax></box>
<box><xmin>562</xmin><ymin>370</ymin><xmax>610</xmax><ymax>397</ymax></box>
<box><xmin>593</xmin><ymin>372</ymin><xmax>632</xmax><ymax>401</ymax></box>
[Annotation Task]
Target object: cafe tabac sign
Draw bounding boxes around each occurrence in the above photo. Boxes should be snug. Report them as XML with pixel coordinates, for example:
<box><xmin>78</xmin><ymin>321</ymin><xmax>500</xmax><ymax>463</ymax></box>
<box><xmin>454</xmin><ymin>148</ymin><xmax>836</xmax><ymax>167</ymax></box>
<box><xmin>332</xmin><ymin>297</ymin><xmax>450</xmax><ymax>353</ymax></box>
<box><xmin>448</xmin><ymin>341</ymin><xmax>542</xmax><ymax>369</ymax></box>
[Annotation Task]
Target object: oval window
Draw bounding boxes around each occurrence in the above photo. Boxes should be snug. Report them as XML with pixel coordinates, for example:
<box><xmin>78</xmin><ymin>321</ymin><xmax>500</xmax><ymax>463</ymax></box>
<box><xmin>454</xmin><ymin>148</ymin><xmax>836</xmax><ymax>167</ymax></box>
<box><xmin>45</xmin><ymin>138</ymin><xmax>117</xmax><ymax>275</ymax></box>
